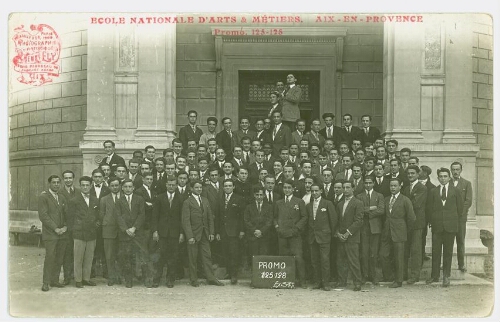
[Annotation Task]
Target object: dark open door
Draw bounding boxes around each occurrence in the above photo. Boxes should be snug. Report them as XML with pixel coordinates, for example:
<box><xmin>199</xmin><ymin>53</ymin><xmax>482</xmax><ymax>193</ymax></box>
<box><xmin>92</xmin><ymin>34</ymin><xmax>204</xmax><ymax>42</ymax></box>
<box><xmin>238</xmin><ymin>71</ymin><xmax>320</xmax><ymax>130</ymax></box>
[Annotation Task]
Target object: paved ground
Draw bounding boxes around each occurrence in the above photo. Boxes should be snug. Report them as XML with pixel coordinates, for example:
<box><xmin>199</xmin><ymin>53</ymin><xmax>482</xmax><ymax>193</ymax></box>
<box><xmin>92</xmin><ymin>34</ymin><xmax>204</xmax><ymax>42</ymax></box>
<box><xmin>8</xmin><ymin>245</ymin><xmax>496</xmax><ymax>318</ymax></box>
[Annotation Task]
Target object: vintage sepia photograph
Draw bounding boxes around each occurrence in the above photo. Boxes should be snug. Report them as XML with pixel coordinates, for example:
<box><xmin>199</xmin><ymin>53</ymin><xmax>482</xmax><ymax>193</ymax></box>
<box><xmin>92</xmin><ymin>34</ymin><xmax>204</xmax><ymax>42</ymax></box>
<box><xmin>5</xmin><ymin>6</ymin><xmax>497</xmax><ymax>319</ymax></box>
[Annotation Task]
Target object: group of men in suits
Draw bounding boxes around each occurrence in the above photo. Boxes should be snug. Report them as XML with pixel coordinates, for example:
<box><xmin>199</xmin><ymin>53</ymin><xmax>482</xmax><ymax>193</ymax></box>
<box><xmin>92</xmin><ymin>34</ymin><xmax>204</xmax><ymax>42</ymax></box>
<box><xmin>38</xmin><ymin>103</ymin><xmax>473</xmax><ymax>292</ymax></box>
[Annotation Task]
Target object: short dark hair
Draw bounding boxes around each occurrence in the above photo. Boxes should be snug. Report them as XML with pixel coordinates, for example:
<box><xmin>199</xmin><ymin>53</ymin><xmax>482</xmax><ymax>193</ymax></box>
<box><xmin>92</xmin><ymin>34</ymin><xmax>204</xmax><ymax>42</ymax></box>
<box><xmin>282</xmin><ymin>179</ymin><xmax>295</xmax><ymax>187</ymax></box>
<box><xmin>79</xmin><ymin>176</ymin><xmax>92</xmax><ymax>184</ymax></box>
<box><xmin>343</xmin><ymin>113</ymin><xmax>353</xmax><ymax>119</ymax></box>
<box><xmin>155</xmin><ymin>157</ymin><xmax>166</xmax><ymax>165</ymax></box>
<box><xmin>450</xmin><ymin>161</ymin><xmax>463</xmax><ymax>170</ymax></box>
<box><xmin>300</xmin><ymin>159</ymin><xmax>312</xmax><ymax>167</ymax></box>
<box><xmin>190</xmin><ymin>179</ymin><xmax>203</xmax><ymax>188</ymax></box>
<box><xmin>145</xmin><ymin>145</ymin><xmax>155</xmax><ymax>152</ymax></box>
<box><xmin>364</xmin><ymin>175</ymin><xmax>376</xmax><ymax>183</ymax></box>
<box><xmin>271</xmin><ymin>110</ymin><xmax>283</xmax><ymax>117</ymax></box>
<box><xmin>386</xmin><ymin>139</ymin><xmax>399</xmax><ymax>146</ymax></box>
<box><xmin>62</xmin><ymin>170</ymin><xmax>75</xmax><ymax>178</ymax></box>
<box><xmin>48</xmin><ymin>175</ymin><xmax>61</xmax><ymax>183</ymax></box>
<box><xmin>421</xmin><ymin>165</ymin><xmax>432</xmax><ymax>176</ymax></box>
<box><xmin>129</xmin><ymin>158</ymin><xmax>141</xmax><ymax>165</ymax></box>
<box><xmin>252</xmin><ymin>185</ymin><xmax>265</xmax><ymax>194</ymax></box>
<box><xmin>207</xmin><ymin>117</ymin><xmax>218</xmax><ymax>125</ymax></box>
<box><xmin>322</xmin><ymin>112</ymin><xmax>334</xmax><ymax>119</ymax></box>
<box><xmin>163</xmin><ymin>148</ymin><xmax>174</xmax><ymax>156</ymax></box>
<box><xmin>221</xmin><ymin>117</ymin><xmax>231</xmax><ymax>124</ymax></box>
<box><xmin>437</xmin><ymin>167</ymin><xmax>451</xmax><ymax>177</ymax></box>
<box><xmin>177</xmin><ymin>170</ymin><xmax>188</xmax><ymax>178</ymax></box>
<box><xmin>400</xmin><ymin>147</ymin><xmax>412</xmax><ymax>155</ymax></box>
<box><xmin>222</xmin><ymin>178</ymin><xmax>234</xmax><ymax>185</ymax></box>
<box><xmin>389</xmin><ymin>177</ymin><xmax>402</xmax><ymax>185</ymax></box>
<box><xmin>187</xmin><ymin>110</ymin><xmax>198</xmax><ymax>116</ymax></box>
<box><xmin>406</xmin><ymin>165</ymin><xmax>421</xmax><ymax>173</ymax></box>
<box><xmin>342</xmin><ymin>154</ymin><xmax>354</xmax><ymax>161</ymax></box>
<box><xmin>92</xmin><ymin>169</ymin><xmax>104</xmax><ymax>177</ymax></box>
<box><xmin>361</xmin><ymin>114</ymin><xmax>372</xmax><ymax>121</ymax></box>
<box><xmin>103</xmin><ymin>140</ymin><xmax>115</xmax><ymax>147</ymax></box>
<box><xmin>107</xmin><ymin>176</ymin><xmax>121</xmax><ymax>185</ymax></box>
<box><xmin>296</xmin><ymin>119</ymin><xmax>306</xmax><ymax>126</ymax></box>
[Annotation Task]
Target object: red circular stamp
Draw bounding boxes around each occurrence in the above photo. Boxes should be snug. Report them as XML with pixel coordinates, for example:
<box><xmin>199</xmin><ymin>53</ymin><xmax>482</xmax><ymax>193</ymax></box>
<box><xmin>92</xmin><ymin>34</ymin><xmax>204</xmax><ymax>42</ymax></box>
<box><xmin>12</xmin><ymin>24</ymin><xmax>61</xmax><ymax>86</ymax></box>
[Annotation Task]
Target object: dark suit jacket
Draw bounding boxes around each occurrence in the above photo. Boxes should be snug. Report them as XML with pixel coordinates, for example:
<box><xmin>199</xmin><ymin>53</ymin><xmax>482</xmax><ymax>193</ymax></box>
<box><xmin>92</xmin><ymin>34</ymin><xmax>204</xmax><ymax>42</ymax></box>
<box><xmin>202</xmin><ymin>181</ymin><xmax>222</xmax><ymax>214</ymax></box>
<box><xmin>135</xmin><ymin>185</ymin><xmax>156</xmax><ymax>230</ymax></box>
<box><xmin>271</xmin><ymin>123</ymin><xmax>292</xmax><ymax>157</ymax></box>
<box><xmin>352</xmin><ymin>178</ymin><xmax>365</xmax><ymax>196</ymax></box>
<box><xmin>216</xmin><ymin>130</ymin><xmax>238</xmax><ymax>158</ymax></box>
<box><xmin>428</xmin><ymin>185</ymin><xmax>463</xmax><ymax>233</ymax></box>
<box><xmin>264</xmin><ymin>191</ymin><xmax>281</xmax><ymax>205</ymax></box>
<box><xmin>90</xmin><ymin>184</ymin><xmax>111</xmax><ymax>200</ymax></box>
<box><xmin>235</xmin><ymin>129</ymin><xmax>256</xmax><ymax>144</ymax></box>
<box><xmin>68</xmin><ymin>193</ymin><xmax>99</xmax><ymax>241</ymax></box>
<box><xmin>216</xmin><ymin>193</ymin><xmax>245</xmax><ymax>237</ymax></box>
<box><xmin>340</xmin><ymin>126</ymin><xmax>364</xmax><ymax>145</ymax></box>
<box><xmin>356</xmin><ymin>190</ymin><xmax>385</xmax><ymax>234</ymax></box>
<box><xmin>267</xmin><ymin>103</ymin><xmax>283</xmax><ymax>119</ymax></box>
<box><xmin>452</xmin><ymin>177</ymin><xmax>473</xmax><ymax>222</ymax></box>
<box><xmin>424</xmin><ymin>180</ymin><xmax>436</xmax><ymax>223</ymax></box>
<box><xmin>99</xmin><ymin>193</ymin><xmax>120</xmax><ymax>239</ymax></box>
<box><xmin>383</xmin><ymin>194</ymin><xmax>416</xmax><ymax>242</ymax></box>
<box><xmin>256</xmin><ymin>130</ymin><xmax>272</xmax><ymax>145</ymax></box>
<box><xmin>303</xmin><ymin>131</ymin><xmax>325</xmax><ymax>148</ymax></box>
<box><xmin>306</xmin><ymin>198</ymin><xmax>338</xmax><ymax>244</ymax></box>
<box><xmin>336</xmin><ymin>197</ymin><xmax>364</xmax><ymax>243</ymax></box>
<box><xmin>321</xmin><ymin>183</ymin><xmax>336</xmax><ymax>202</ymax></box>
<box><xmin>248</xmin><ymin>161</ymin><xmax>271</xmax><ymax>184</ymax></box>
<box><xmin>234</xmin><ymin>179</ymin><xmax>254</xmax><ymax>205</ymax></box>
<box><xmin>152</xmin><ymin>172</ymin><xmax>167</xmax><ymax>195</ymax></box>
<box><xmin>291</xmin><ymin>130</ymin><xmax>305</xmax><ymax>146</ymax></box>
<box><xmin>359</xmin><ymin>126</ymin><xmax>381</xmax><ymax>144</ymax></box>
<box><xmin>38</xmin><ymin>191</ymin><xmax>68</xmax><ymax>241</ymax></box>
<box><xmin>374</xmin><ymin>175</ymin><xmax>391</xmax><ymax>197</ymax></box>
<box><xmin>273</xmin><ymin>196</ymin><xmax>307</xmax><ymax>239</ymax></box>
<box><xmin>115</xmin><ymin>194</ymin><xmax>146</xmax><ymax>241</ymax></box>
<box><xmin>319</xmin><ymin>126</ymin><xmax>345</xmax><ymax>148</ymax></box>
<box><xmin>181</xmin><ymin>195</ymin><xmax>214</xmax><ymax>242</ymax></box>
<box><xmin>152</xmin><ymin>191</ymin><xmax>183</xmax><ymax>239</ymax></box>
<box><xmin>130</xmin><ymin>173</ymin><xmax>143</xmax><ymax>189</ymax></box>
<box><xmin>402</xmin><ymin>182</ymin><xmax>428</xmax><ymax>229</ymax></box>
<box><xmin>332</xmin><ymin>194</ymin><xmax>345</xmax><ymax>208</ymax></box>
<box><xmin>389</xmin><ymin>172</ymin><xmax>410</xmax><ymax>190</ymax></box>
<box><xmin>59</xmin><ymin>186</ymin><xmax>80</xmax><ymax>204</ymax></box>
<box><xmin>179</xmin><ymin>124</ymin><xmax>203</xmax><ymax>153</ymax></box>
<box><xmin>282</xmin><ymin>85</ymin><xmax>301</xmax><ymax>122</ymax></box>
<box><xmin>244</xmin><ymin>202</ymin><xmax>273</xmax><ymax>240</ymax></box>
<box><xmin>100</xmin><ymin>153</ymin><xmax>125</xmax><ymax>169</ymax></box>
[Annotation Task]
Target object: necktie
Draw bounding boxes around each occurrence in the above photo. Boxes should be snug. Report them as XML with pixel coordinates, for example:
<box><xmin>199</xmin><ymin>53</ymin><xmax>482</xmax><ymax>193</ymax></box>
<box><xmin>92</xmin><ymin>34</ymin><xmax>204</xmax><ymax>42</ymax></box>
<box><xmin>180</xmin><ymin>187</ymin><xmax>184</xmax><ymax>195</ymax></box>
<box><xmin>366</xmin><ymin>191</ymin><xmax>370</xmax><ymax>204</ymax></box>
<box><xmin>336</xmin><ymin>195</ymin><xmax>340</xmax><ymax>203</ymax></box>
<box><xmin>313</xmin><ymin>199</ymin><xmax>319</xmax><ymax>220</ymax></box>
<box><xmin>365</xmin><ymin>127</ymin><xmax>369</xmax><ymax>135</ymax></box>
<box><xmin>127</xmin><ymin>195</ymin><xmax>132</xmax><ymax>210</ymax></box>
<box><xmin>410</xmin><ymin>183</ymin><xmax>413</xmax><ymax>194</ymax></box>
<box><xmin>389</xmin><ymin>195</ymin><xmax>396</xmax><ymax>212</ymax></box>
<box><xmin>107</xmin><ymin>156</ymin><xmax>111</xmax><ymax>163</ymax></box>
<box><xmin>346</xmin><ymin>127</ymin><xmax>350</xmax><ymax>134</ymax></box>
<box><xmin>54</xmin><ymin>193</ymin><xmax>59</xmax><ymax>204</ymax></box>
<box><xmin>342</xmin><ymin>198</ymin><xmax>350</xmax><ymax>217</ymax></box>
<box><xmin>345</xmin><ymin>170</ymin><xmax>349</xmax><ymax>180</ymax></box>
<box><xmin>228</xmin><ymin>131</ymin><xmax>232</xmax><ymax>138</ymax></box>
<box><xmin>84</xmin><ymin>194</ymin><xmax>90</xmax><ymax>207</ymax></box>
<box><xmin>257</xmin><ymin>202</ymin><xmax>261</xmax><ymax>213</ymax></box>
<box><xmin>328</xmin><ymin>127</ymin><xmax>332</xmax><ymax>138</ymax></box>
<box><xmin>198</xmin><ymin>196</ymin><xmax>203</xmax><ymax>211</ymax></box>
<box><xmin>168</xmin><ymin>193</ymin><xmax>173</xmax><ymax>207</ymax></box>
<box><xmin>225</xmin><ymin>194</ymin><xmax>230</xmax><ymax>208</ymax></box>
<box><xmin>377</xmin><ymin>177</ymin><xmax>381</xmax><ymax>185</ymax></box>
<box><xmin>273</xmin><ymin>126</ymin><xmax>277</xmax><ymax>140</ymax></box>
<box><xmin>257</xmin><ymin>163</ymin><xmax>261</xmax><ymax>170</ymax></box>
<box><xmin>454</xmin><ymin>180</ymin><xmax>458</xmax><ymax>187</ymax></box>
<box><xmin>325</xmin><ymin>184</ymin><xmax>330</xmax><ymax>196</ymax></box>
<box><xmin>441</xmin><ymin>186</ymin><xmax>446</xmax><ymax>201</ymax></box>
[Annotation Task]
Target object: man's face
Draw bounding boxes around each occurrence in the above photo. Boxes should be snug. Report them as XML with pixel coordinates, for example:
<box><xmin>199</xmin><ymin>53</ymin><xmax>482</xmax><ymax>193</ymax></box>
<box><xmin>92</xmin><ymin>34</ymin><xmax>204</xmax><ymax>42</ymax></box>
<box><xmin>216</xmin><ymin>149</ymin><xmax>226</xmax><ymax>161</ymax></box>
<box><xmin>133</xmin><ymin>152</ymin><xmax>143</xmax><ymax>159</ymax></box>
<box><xmin>49</xmin><ymin>177</ymin><xmax>61</xmax><ymax>192</ymax></box>
<box><xmin>311</xmin><ymin>185</ymin><xmax>322</xmax><ymax>200</ymax></box>
<box><xmin>139</xmin><ymin>163</ymin><xmax>150</xmax><ymax>174</ymax></box>
<box><xmin>155</xmin><ymin>161</ymin><xmax>165</xmax><ymax>173</ymax></box>
<box><xmin>255</xmin><ymin>151</ymin><xmax>265</xmax><ymax>163</ymax></box>
<box><xmin>324</xmin><ymin>140</ymin><xmax>334</xmax><ymax>152</ymax></box>
<box><xmin>451</xmin><ymin>165</ymin><xmax>462</xmax><ymax>179</ymax></box>
<box><xmin>197</xmin><ymin>147</ymin><xmax>207</xmax><ymax>158</ymax></box>
<box><xmin>176</xmin><ymin>158</ymin><xmax>187</xmax><ymax>170</ymax></box>
<box><xmin>364</xmin><ymin>178</ymin><xmax>374</xmax><ymax>191</ymax></box>
<box><xmin>242</xmin><ymin>140</ymin><xmax>251</xmax><ymax>152</ymax></box>
<box><xmin>400</xmin><ymin>152</ymin><xmax>411</xmax><ymax>162</ymax></box>
<box><xmin>189</xmin><ymin>171</ymin><xmax>199</xmax><ymax>181</ymax></box>
<box><xmin>339</xmin><ymin>144</ymin><xmax>349</xmax><ymax>155</ymax></box>
<box><xmin>263</xmin><ymin>145</ymin><xmax>272</xmax><ymax>155</ymax></box>
<box><xmin>343</xmin><ymin>115</ymin><xmax>352</xmax><ymax>127</ymax></box>
<box><xmin>223</xmin><ymin>118</ymin><xmax>232</xmax><ymax>131</ymax></box>
<box><xmin>333</xmin><ymin>182</ymin><xmax>343</xmax><ymax>196</ymax></box>
<box><xmin>146</xmin><ymin>148</ymin><xmax>155</xmax><ymax>160</ymax></box>
<box><xmin>104</xmin><ymin>143</ymin><xmax>114</xmax><ymax>156</ymax></box>
<box><xmin>166</xmin><ymin>180</ymin><xmax>177</xmax><ymax>193</ymax></box>
<box><xmin>276</xmin><ymin>82</ymin><xmax>285</xmax><ymax>92</ymax></box>
<box><xmin>188</xmin><ymin>112</ymin><xmax>197</xmax><ymax>125</ymax></box>
<box><xmin>390</xmin><ymin>161</ymin><xmax>400</xmax><ymax>174</ymax></box>
<box><xmin>301</xmin><ymin>163</ymin><xmax>312</xmax><ymax>176</ymax></box>
<box><xmin>343</xmin><ymin>183</ymin><xmax>354</xmax><ymax>197</ymax></box>
<box><xmin>192</xmin><ymin>183</ymin><xmax>203</xmax><ymax>196</ymax></box>
<box><xmin>101</xmin><ymin>166</ymin><xmax>111</xmax><ymax>178</ymax></box>
<box><xmin>280</xmin><ymin>150</ymin><xmax>289</xmax><ymax>162</ymax></box>
<box><xmin>173</xmin><ymin>142</ymin><xmax>183</xmax><ymax>155</ymax></box>
<box><xmin>207</xmin><ymin>120</ymin><xmax>217</xmax><ymax>133</ymax></box>
<box><xmin>352</xmin><ymin>166</ymin><xmax>362</xmax><ymax>179</ymax></box>
<box><xmin>407</xmin><ymin>169</ymin><xmax>419</xmax><ymax>183</ymax></box>
<box><xmin>240</xmin><ymin>119</ymin><xmax>250</xmax><ymax>130</ymax></box>
<box><xmin>223</xmin><ymin>163</ymin><xmax>233</xmax><ymax>175</ymax></box>
<box><xmin>80</xmin><ymin>180</ymin><xmax>92</xmax><ymax>194</ymax></box>
<box><xmin>115</xmin><ymin>167</ymin><xmax>127</xmax><ymax>179</ymax></box>
<box><xmin>286</xmin><ymin>74</ymin><xmax>296</xmax><ymax>85</ymax></box>
<box><xmin>265</xmin><ymin>178</ymin><xmax>275</xmax><ymax>191</ymax></box>
<box><xmin>283</xmin><ymin>167</ymin><xmax>294</xmax><ymax>180</ymax></box>
<box><xmin>63</xmin><ymin>173</ymin><xmax>74</xmax><ymax>187</ymax></box>
<box><xmin>264</xmin><ymin>119</ymin><xmax>271</xmax><ymax>130</ymax></box>
<box><xmin>300</xmin><ymin>140</ymin><xmax>309</xmax><ymax>150</ymax></box>
<box><xmin>365</xmin><ymin>160</ymin><xmax>375</xmax><ymax>171</ymax></box>
<box><xmin>198</xmin><ymin>160</ymin><xmax>208</xmax><ymax>171</ymax></box>
<box><xmin>438</xmin><ymin>171</ymin><xmax>451</xmax><ymax>186</ymax></box>
<box><xmin>273</xmin><ymin>162</ymin><xmax>283</xmax><ymax>174</ymax></box>
<box><xmin>342</xmin><ymin>157</ymin><xmax>352</xmax><ymax>170</ymax></box>
<box><xmin>283</xmin><ymin>183</ymin><xmax>294</xmax><ymax>196</ymax></box>
<box><xmin>209</xmin><ymin>170</ymin><xmax>219</xmax><ymax>183</ymax></box>
<box><xmin>299</xmin><ymin>152</ymin><xmax>309</xmax><ymax>161</ymax></box>
<box><xmin>251</xmin><ymin>141</ymin><xmax>261</xmax><ymax>153</ymax></box>
<box><xmin>352</xmin><ymin>140</ymin><xmax>361</xmax><ymax>151</ymax></box>
<box><xmin>254</xmin><ymin>190</ymin><xmax>264</xmax><ymax>203</ymax></box>
<box><xmin>304</xmin><ymin>178</ymin><xmax>314</xmax><ymax>192</ymax></box>
<box><xmin>296</xmin><ymin>121</ymin><xmax>306</xmax><ymax>132</ymax></box>
<box><xmin>165</xmin><ymin>164</ymin><xmax>176</xmax><ymax>176</ymax></box>
<box><xmin>108</xmin><ymin>180</ymin><xmax>121</xmax><ymax>194</ymax></box>
<box><xmin>177</xmin><ymin>174</ymin><xmax>188</xmax><ymax>187</ymax></box>
<box><xmin>355</xmin><ymin>150</ymin><xmax>365</xmax><ymax>163</ymax></box>
<box><xmin>259</xmin><ymin>169</ymin><xmax>268</xmax><ymax>182</ymax></box>
<box><xmin>310</xmin><ymin>146</ymin><xmax>320</xmax><ymax>157</ymax></box>
<box><xmin>318</xmin><ymin>155</ymin><xmax>328</xmax><ymax>166</ymax></box>
<box><xmin>208</xmin><ymin>141</ymin><xmax>217</xmax><ymax>153</ymax></box>
<box><xmin>387</xmin><ymin>142</ymin><xmax>397</xmax><ymax>153</ymax></box>
<box><xmin>289</xmin><ymin>145</ymin><xmax>298</xmax><ymax>156</ymax></box>
<box><xmin>323</xmin><ymin>171</ymin><xmax>333</xmax><ymax>184</ymax></box>
<box><xmin>324</xmin><ymin>116</ymin><xmax>334</xmax><ymax>127</ymax></box>
<box><xmin>374</xmin><ymin>139</ymin><xmax>384</xmax><ymax>148</ymax></box>
<box><xmin>329</xmin><ymin>150</ymin><xmax>339</xmax><ymax>162</ymax></box>
<box><xmin>92</xmin><ymin>172</ymin><xmax>104</xmax><ymax>185</ymax></box>
<box><xmin>164</xmin><ymin>152</ymin><xmax>174</xmax><ymax>163</ymax></box>
<box><xmin>376</xmin><ymin>147</ymin><xmax>387</xmax><ymax>159</ymax></box>
<box><xmin>233</xmin><ymin>147</ymin><xmax>243</xmax><ymax>159</ymax></box>
<box><xmin>122</xmin><ymin>182</ymin><xmax>134</xmax><ymax>195</ymax></box>
<box><xmin>374</xmin><ymin>165</ymin><xmax>385</xmax><ymax>178</ymax></box>
<box><xmin>143</xmin><ymin>175</ymin><xmax>153</xmax><ymax>187</ymax></box>
<box><xmin>237</xmin><ymin>169</ymin><xmax>248</xmax><ymax>182</ymax></box>
<box><xmin>389</xmin><ymin>180</ymin><xmax>402</xmax><ymax>195</ymax></box>
<box><xmin>361</xmin><ymin>116</ymin><xmax>371</xmax><ymax>128</ymax></box>
<box><xmin>408</xmin><ymin>158</ymin><xmax>418</xmax><ymax>166</ymax></box>
<box><xmin>187</xmin><ymin>153</ymin><xmax>196</xmax><ymax>165</ymax></box>
<box><xmin>256</xmin><ymin>120</ymin><xmax>264</xmax><ymax>131</ymax></box>
<box><xmin>311</xmin><ymin>120</ymin><xmax>321</xmax><ymax>132</ymax></box>
<box><xmin>187</xmin><ymin>141</ymin><xmax>197</xmax><ymax>150</ymax></box>
<box><xmin>270</xmin><ymin>94</ymin><xmax>279</xmax><ymax>104</ymax></box>
<box><xmin>365</xmin><ymin>145</ymin><xmax>374</xmax><ymax>156</ymax></box>
<box><xmin>272</xmin><ymin>113</ymin><xmax>282</xmax><ymax>124</ymax></box>
<box><xmin>129</xmin><ymin>162</ymin><xmax>139</xmax><ymax>175</ymax></box>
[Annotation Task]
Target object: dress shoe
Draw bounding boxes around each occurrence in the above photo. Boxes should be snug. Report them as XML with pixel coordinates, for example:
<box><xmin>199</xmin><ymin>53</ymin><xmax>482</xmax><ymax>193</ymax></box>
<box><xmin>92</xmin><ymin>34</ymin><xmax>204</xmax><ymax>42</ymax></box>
<box><xmin>426</xmin><ymin>277</ymin><xmax>439</xmax><ymax>284</ymax></box>
<box><xmin>442</xmin><ymin>276</ymin><xmax>450</xmax><ymax>287</ymax></box>
<box><xmin>389</xmin><ymin>281</ymin><xmax>402</xmax><ymax>288</ymax></box>
<box><xmin>230</xmin><ymin>277</ymin><xmax>238</xmax><ymax>285</ymax></box>
<box><xmin>41</xmin><ymin>283</ymin><xmax>49</xmax><ymax>292</ymax></box>
<box><xmin>335</xmin><ymin>282</ymin><xmax>347</xmax><ymax>288</ymax></box>
<box><xmin>107</xmin><ymin>280</ymin><xmax>115</xmax><ymax>286</ymax></box>
<box><xmin>82</xmin><ymin>280</ymin><xmax>96</xmax><ymax>286</ymax></box>
<box><xmin>322</xmin><ymin>285</ymin><xmax>331</xmax><ymax>291</ymax></box>
<box><xmin>459</xmin><ymin>266</ymin><xmax>467</xmax><ymax>273</ymax></box>
<box><xmin>190</xmin><ymin>281</ymin><xmax>200</xmax><ymax>287</ymax></box>
<box><xmin>406</xmin><ymin>278</ymin><xmax>417</xmax><ymax>285</ymax></box>
<box><xmin>50</xmin><ymin>282</ymin><xmax>65</xmax><ymax>288</ymax></box>
<box><xmin>126</xmin><ymin>281</ymin><xmax>133</xmax><ymax>288</ymax></box>
<box><xmin>166</xmin><ymin>281</ymin><xmax>174</xmax><ymax>288</ymax></box>
<box><xmin>353</xmin><ymin>285</ymin><xmax>361</xmax><ymax>291</ymax></box>
<box><xmin>76</xmin><ymin>282</ymin><xmax>83</xmax><ymax>288</ymax></box>
<box><xmin>63</xmin><ymin>279</ymin><xmax>71</xmax><ymax>286</ymax></box>
<box><xmin>312</xmin><ymin>283</ymin><xmax>322</xmax><ymax>290</ymax></box>
<box><xmin>207</xmin><ymin>279</ymin><xmax>224</xmax><ymax>286</ymax></box>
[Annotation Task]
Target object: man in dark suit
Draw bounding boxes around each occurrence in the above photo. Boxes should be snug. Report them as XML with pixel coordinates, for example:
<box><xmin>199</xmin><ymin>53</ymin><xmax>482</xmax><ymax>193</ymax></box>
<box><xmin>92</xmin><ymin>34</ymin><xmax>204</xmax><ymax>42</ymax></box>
<box><xmin>291</xmin><ymin>119</ymin><xmax>306</xmax><ymax>147</ymax></box>
<box><xmin>90</xmin><ymin>168</ymin><xmax>111</xmax><ymax>200</ymax></box>
<box><xmin>402</xmin><ymin>165</ymin><xmax>428</xmax><ymax>284</ymax></box>
<box><xmin>115</xmin><ymin>179</ymin><xmax>153</xmax><ymax>288</ymax></box>
<box><xmin>216</xmin><ymin>117</ymin><xmax>238</xmax><ymax>159</ymax></box>
<box><xmin>335</xmin><ymin>154</ymin><xmax>354</xmax><ymax>182</ymax></box>
<box><xmin>303</xmin><ymin>119</ymin><xmax>326</xmax><ymax>149</ymax></box>
<box><xmin>235</xmin><ymin>116</ymin><xmax>257</xmax><ymax>143</ymax></box>
<box><xmin>128</xmin><ymin>158</ymin><xmax>143</xmax><ymax>189</ymax></box>
<box><xmin>389</xmin><ymin>159</ymin><xmax>410</xmax><ymax>189</ymax></box>
<box><xmin>450</xmin><ymin>161</ymin><xmax>473</xmax><ymax>272</ymax></box>
<box><xmin>267</xmin><ymin>91</ymin><xmax>282</xmax><ymax>119</ymax></box>
<box><xmin>100</xmin><ymin>140</ymin><xmax>125</xmax><ymax>170</ymax></box>
<box><xmin>319</xmin><ymin>113</ymin><xmax>344</xmax><ymax>148</ymax></box>
<box><xmin>373</xmin><ymin>163</ymin><xmax>391</xmax><ymax>197</ymax></box>
<box><xmin>307</xmin><ymin>183</ymin><xmax>338</xmax><ymax>291</ymax></box>
<box><xmin>321</xmin><ymin>168</ymin><xmax>336</xmax><ymax>202</ymax></box>
<box><xmin>152</xmin><ymin>158</ymin><xmax>167</xmax><ymax>195</ymax></box>
<box><xmin>244</xmin><ymin>186</ymin><xmax>273</xmax><ymax>257</ymax></box>
<box><xmin>270</xmin><ymin>111</ymin><xmax>292</xmax><ymax>158</ymax></box>
<box><xmin>340</xmin><ymin>114</ymin><xmax>363</xmax><ymax>146</ymax></box>
<box><xmin>335</xmin><ymin>181</ymin><xmax>364</xmax><ymax>291</ymax></box>
<box><xmin>356</xmin><ymin>175</ymin><xmax>385</xmax><ymax>285</ymax></box>
<box><xmin>419</xmin><ymin>165</ymin><xmax>436</xmax><ymax>262</ymax></box>
<box><xmin>248</xmin><ymin>150</ymin><xmax>271</xmax><ymax>185</ymax></box>
<box><xmin>182</xmin><ymin>180</ymin><xmax>224</xmax><ymax>287</ymax></box>
<box><xmin>99</xmin><ymin>176</ymin><xmax>122</xmax><ymax>286</ymax></box>
<box><xmin>38</xmin><ymin>175</ymin><xmax>69</xmax><ymax>291</ymax></box>
<box><xmin>178</xmin><ymin>110</ymin><xmax>204</xmax><ymax>154</ymax></box>
<box><xmin>351</xmin><ymin>163</ymin><xmax>365</xmax><ymax>196</ymax></box>
<box><xmin>152</xmin><ymin>175</ymin><xmax>184</xmax><ymax>288</ymax></box>
<box><xmin>426</xmin><ymin>168</ymin><xmax>463</xmax><ymax>287</ymax></box>
<box><xmin>59</xmin><ymin>170</ymin><xmax>79</xmax><ymax>285</ymax></box>
<box><xmin>67</xmin><ymin>176</ymin><xmax>100</xmax><ymax>288</ymax></box>
<box><xmin>360</xmin><ymin>115</ymin><xmax>381</xmax><ymax>144</ymax></box>
<box><xmin>281</xmin><ymin>74</ymin><xmax>302</xmax><ymax>129</ymax></box>
<box><xmin>380</xmin><ymin>177</ymin><xmax>416</xmax><ymax>288</ymax></box>
<box><xmin>255</xmin><ymin>119</ymin><xmax>272</xmax><ymax>145</ymax></box>
<box><xmin>264</xmin><ymin>175</ymin><xmax>281</xmax><ymax>255</ymax></box>
<box><xmin>215</xmin><ymin>179</ymin><xmax>246</xmax><ymax>284</ymax></box>
<box><xmin>202</xmin><ymin>167</ymin><xmax>223</xmax><ymax>265</ymax></box>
